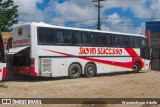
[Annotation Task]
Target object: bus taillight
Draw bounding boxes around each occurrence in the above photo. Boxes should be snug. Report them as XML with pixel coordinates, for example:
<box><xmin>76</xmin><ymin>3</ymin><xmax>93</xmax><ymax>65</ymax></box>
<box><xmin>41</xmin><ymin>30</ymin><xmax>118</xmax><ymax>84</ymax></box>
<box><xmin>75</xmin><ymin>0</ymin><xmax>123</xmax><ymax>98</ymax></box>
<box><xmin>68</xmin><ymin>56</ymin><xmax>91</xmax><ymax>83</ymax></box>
<box><xmin>2</xmin><ymin>67</ymin><xmax>6</xmax><ymax>80</ymax></box>
<box><xmin>30</xmin><ymin>58</ymin><xmax>37</xmax><ymax>76</ymax></box>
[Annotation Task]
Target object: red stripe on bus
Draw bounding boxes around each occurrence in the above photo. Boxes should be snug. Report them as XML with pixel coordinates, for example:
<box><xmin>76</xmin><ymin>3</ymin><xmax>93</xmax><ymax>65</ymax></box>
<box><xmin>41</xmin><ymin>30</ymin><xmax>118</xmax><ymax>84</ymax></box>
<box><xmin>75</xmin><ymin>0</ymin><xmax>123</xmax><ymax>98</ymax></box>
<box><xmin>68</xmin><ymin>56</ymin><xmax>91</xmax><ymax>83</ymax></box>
<box><xmin>43</xmin><ymin>49</ymin><xmax>74</xmax><ymax>57</ymax></box>
<box><xmin>2</xmin><ymin>67</ymin><xmax>6</xmax><ymax>80</ymax></box>
<box><xmin>124</xmin><ymin>48</ymin><xmax>144</xmax><ymax>68</ymax></box>
<box><xmin>44</xmin><ymin>48</ymin><xmax>144</xmax><ymax>69</ymax></box>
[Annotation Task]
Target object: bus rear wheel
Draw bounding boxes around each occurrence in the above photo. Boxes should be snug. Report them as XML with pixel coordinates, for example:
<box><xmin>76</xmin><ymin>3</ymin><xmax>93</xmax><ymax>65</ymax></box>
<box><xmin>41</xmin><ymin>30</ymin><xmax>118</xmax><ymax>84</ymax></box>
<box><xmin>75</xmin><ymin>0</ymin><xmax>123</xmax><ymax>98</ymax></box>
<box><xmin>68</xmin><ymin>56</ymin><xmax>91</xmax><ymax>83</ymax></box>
<box><xmin>68</xmin><ymin>64</ymin><xmax>81</xmax><ymax>79</ymax></box>
<box><xmin>84</xmin><ymin>63</ymin><xmax>96</xmax><ymax>78</ymax></box>
<box><xmin>133</xmin><ymin>62</ymin><xmax>140</xmax><ymax>73</ymax></box>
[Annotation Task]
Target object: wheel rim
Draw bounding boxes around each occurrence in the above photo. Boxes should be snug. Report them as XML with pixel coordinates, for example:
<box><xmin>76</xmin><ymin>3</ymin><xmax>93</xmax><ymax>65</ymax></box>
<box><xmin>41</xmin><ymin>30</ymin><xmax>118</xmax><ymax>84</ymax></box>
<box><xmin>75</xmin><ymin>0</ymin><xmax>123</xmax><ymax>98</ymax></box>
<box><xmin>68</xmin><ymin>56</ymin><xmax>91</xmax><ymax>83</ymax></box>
<box><xmin>72</xmin><ymin>68</ymin><xmax>79</xmax><ymax>75</ymax></box>
<box><xmin>133</xmin><ymin>65</ymin><xmax>138</xmax><ymax>72</ymax></box>
<box><xmin>69</xmin><ymin>64</ymin><xmax>81</xmax><ymax>79</ymax></box>
<box><xmin>88</xmin><ymin>66</ymin><xmax>94</xmax><ymax>74</ymax></box>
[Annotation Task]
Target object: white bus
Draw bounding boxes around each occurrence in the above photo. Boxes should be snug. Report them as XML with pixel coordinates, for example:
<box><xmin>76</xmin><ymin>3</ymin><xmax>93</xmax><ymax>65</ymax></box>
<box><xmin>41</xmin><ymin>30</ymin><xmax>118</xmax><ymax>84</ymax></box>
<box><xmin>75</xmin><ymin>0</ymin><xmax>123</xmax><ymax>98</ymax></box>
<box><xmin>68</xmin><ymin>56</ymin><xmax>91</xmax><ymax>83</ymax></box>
<box><xmin>8</xmin><ymin>22</ymin><xmax>150</xmax><ymax>79</ymax></box>
<box><xmin>0</xmin><ymin>32</ymin><xmax>6</xmax><ymax>80</ymax></box>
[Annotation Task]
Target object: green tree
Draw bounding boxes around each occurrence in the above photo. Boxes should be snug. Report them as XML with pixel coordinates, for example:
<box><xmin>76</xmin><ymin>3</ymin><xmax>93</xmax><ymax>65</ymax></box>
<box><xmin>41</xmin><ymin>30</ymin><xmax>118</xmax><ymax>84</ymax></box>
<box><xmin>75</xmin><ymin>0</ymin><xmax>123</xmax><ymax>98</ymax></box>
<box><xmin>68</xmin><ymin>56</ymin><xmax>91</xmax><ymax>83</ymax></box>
<box><xmin>0</xmin><ymin>0</ymin><xmax>18</xmax><ymax>31</ymax></box>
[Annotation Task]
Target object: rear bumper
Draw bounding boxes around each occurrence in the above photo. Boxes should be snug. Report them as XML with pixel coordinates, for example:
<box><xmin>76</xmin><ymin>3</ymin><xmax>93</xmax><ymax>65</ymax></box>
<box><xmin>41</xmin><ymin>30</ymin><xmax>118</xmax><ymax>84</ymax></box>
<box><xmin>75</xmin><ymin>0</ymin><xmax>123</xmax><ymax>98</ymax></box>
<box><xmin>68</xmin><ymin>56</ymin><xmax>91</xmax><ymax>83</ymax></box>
<box><xmin>12</xmin><ymin>66</ymin><xmax>37</xmax><ymax>76</ymax></box>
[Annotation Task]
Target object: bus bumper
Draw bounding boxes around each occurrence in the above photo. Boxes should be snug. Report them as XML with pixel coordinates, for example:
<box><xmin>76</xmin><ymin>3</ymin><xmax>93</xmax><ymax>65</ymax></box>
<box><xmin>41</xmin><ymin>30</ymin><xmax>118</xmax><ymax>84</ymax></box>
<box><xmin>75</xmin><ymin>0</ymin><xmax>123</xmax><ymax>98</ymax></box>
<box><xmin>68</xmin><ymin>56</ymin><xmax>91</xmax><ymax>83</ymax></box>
<box><xmin>12</xmin><ymin>66</ymin><xmax>37</xmax><ymax>76</ymax></box>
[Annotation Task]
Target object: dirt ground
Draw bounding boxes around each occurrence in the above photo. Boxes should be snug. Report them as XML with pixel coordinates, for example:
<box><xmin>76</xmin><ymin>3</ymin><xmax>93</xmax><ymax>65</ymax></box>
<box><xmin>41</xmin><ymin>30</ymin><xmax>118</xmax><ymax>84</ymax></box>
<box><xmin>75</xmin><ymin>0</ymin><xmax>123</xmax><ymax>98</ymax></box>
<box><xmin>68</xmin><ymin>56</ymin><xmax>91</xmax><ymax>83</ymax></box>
<box><xmin>0</xmin><ymin>71</ymin><xmax>160</xmax><ymax>107</ymax></box>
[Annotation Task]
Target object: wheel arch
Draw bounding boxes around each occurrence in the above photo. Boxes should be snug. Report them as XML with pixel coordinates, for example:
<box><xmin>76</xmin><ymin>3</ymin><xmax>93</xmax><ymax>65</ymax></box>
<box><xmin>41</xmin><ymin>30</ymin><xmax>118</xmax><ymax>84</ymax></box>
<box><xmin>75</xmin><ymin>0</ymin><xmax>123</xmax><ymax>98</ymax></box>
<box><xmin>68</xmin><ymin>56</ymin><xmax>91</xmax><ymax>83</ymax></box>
<box><xmin>68</xmin><ymin>62</ymin><xmax>82</xmax><ymax>73</ymax></box>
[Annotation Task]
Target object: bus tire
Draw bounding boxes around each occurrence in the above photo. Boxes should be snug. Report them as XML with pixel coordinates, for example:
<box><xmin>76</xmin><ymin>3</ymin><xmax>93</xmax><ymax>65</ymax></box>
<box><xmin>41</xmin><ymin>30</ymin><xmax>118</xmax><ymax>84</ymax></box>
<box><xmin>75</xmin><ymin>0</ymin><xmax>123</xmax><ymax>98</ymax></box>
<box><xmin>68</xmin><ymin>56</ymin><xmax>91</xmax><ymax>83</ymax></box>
<box><xmin>68</xmin><ymin>64</ymin><xmax>81</xmax><ymax>79</ymax></box>
<box><xmin>133</xmin><ymin>62</ymin><xmax>140</xmax><ymax>73</ymax></box>
<box><xmin>84</xmin><ymin>63</ymin><xmax>96</xmax><ymax>78</ymax></box>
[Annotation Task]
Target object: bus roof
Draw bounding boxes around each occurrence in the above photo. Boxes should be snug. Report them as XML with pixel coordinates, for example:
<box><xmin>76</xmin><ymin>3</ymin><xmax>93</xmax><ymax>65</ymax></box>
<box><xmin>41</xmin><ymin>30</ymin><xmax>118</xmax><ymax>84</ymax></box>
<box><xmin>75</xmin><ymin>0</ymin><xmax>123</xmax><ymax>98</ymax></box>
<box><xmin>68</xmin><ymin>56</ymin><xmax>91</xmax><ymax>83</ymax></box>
<box><xmin>14</xmin><ymin>22</ymin><xmax>145</xmax><ymax>38</ymax></box>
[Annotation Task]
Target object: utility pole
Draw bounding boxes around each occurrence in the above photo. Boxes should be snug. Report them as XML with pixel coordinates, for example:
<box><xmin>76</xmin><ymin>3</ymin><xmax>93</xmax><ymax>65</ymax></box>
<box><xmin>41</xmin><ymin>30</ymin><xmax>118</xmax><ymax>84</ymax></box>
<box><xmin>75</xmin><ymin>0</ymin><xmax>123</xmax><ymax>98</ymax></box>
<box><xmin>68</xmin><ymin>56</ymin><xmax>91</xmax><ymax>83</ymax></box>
<box><xmin>92</xmin><ymin>0</ymin><xmax>106</xmax><ymax>30</ymax></box>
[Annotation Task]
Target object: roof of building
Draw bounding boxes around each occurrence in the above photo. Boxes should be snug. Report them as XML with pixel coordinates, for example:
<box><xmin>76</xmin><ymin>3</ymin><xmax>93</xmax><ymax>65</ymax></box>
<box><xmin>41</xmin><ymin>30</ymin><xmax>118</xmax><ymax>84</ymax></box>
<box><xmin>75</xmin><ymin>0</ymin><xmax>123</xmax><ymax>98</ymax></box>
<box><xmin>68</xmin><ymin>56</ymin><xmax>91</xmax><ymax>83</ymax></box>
<box><xmin>146</xmin><ymin>21</ymin><xmax>160</xmax><ymax>33</ymax></box>
<box><xmin>1</xmin><ymin>32</ymin><xmax>12</xmax><ymax>36</ymax></box>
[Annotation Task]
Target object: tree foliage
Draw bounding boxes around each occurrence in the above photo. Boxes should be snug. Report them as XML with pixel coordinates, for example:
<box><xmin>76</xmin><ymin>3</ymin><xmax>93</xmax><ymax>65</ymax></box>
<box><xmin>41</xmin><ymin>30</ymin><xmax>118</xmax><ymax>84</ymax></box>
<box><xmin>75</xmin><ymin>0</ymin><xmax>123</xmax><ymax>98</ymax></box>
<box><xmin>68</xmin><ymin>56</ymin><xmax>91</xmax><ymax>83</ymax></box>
<box><xmin>0</xmin><ymin>0</ymin><xmax>18</xmax><ymax>31</ymax></box>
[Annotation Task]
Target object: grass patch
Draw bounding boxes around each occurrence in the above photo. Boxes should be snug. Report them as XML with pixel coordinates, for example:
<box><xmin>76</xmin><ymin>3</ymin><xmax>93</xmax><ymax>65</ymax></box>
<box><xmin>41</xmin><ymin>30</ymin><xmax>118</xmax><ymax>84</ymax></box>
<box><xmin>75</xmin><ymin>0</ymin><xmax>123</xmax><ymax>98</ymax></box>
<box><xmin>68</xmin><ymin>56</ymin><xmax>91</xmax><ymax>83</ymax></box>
<box><xmin>0</xmin><ymin>83</ymin><xmax>8</xmax><ymax>88</ymax></box>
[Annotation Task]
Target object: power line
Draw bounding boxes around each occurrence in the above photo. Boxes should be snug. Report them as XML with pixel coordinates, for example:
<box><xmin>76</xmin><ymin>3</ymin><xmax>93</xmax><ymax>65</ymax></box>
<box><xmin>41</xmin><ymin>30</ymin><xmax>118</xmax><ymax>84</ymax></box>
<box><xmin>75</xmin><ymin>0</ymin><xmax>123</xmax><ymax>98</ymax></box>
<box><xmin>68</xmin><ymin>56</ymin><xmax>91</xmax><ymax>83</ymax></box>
<box><xmin>18</xmin><ymin>19</ymin><xmax>160</xmax><ymax>28</ymax></box>
<box><xmin>103</xmin><ymin>0</ymin><xmax>160</xmax><ymax>5</ymax></box>
<box><xmin>17</xmin><ymin>17</ymin><xmax>160</xmax><ymax>24</ymax></box>
<box><xmin>17</xmin><ymin>17</ymin><xmax>160</xmax><ymax>28</ymax></box>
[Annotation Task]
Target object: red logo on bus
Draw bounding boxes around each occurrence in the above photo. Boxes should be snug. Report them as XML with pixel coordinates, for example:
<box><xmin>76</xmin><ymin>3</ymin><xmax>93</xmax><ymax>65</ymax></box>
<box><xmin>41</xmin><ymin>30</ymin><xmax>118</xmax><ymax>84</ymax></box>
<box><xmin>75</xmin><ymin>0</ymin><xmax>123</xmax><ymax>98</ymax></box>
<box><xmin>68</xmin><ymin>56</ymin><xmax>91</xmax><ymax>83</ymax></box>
<box><xmin>18</xmin><ymin>28</ymin><xmax>23</xmax><ymax>36</ymax></box>
<box><xmin>79</xmin><ymin>47</ymin><xmax>122</xmax><ymax>55</ymax></box>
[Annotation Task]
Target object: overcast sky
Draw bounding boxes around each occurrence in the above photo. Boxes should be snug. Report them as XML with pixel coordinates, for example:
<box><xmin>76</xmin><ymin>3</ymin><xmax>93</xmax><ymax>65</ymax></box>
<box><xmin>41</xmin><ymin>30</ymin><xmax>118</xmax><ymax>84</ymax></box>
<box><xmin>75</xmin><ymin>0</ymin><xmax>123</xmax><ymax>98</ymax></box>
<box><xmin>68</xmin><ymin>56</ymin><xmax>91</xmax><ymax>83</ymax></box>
<box><xmin>13</xmin><ymin>0</ymin><xmax>160</xmax><ymax>34</ymax></box>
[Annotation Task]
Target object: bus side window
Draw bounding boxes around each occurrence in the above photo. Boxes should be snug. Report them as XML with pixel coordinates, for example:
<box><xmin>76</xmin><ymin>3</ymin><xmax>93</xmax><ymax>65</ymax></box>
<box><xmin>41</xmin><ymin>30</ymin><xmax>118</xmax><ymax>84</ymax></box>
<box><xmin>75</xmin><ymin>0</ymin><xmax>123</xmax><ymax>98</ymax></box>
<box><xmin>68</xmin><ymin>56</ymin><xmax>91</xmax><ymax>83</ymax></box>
<box><xmin>130</xmin><ymin>37</ymin><xmax>135</xmax><ymax>48</ymax></box>
<box><xmin>112</xmin><ymin>35</ymin><xmax>123</xmax><ymax>47</ymax></box>
<box><xmin>82</xmin><ymin>32</ymin><xmax>91</xmax><ymax>46</ymax></box>
<box><xmin>73</xmin><ymin>31</ymin><xmax>82</xmax><ymax>45</ymax></box>
<box><xmin>135</xmin><ymin>37</ymin><xmax>140</xmax><ymax>48</ymax></box>
<box><xmin>56</xmin><ymin>30</ymin><xmax>64</xmax><ymax>44</ymax></box>
<box><xmin>106</xmin><ymin>34</ymin><xmax>111</xmax><ymax>46</ymax></box>
<box><xmin>98</xmin><ymin>33</ymin><xmax>106</xmax><ymax>46</ymax></box>
<box><xmin>37</xmin><ymin>27</ymin><xmax>46</xmax><ymax>44</ymax></box>
<box><xmin>124</xmin><ymin>36</ymin><xmax>130</xmax><ymax>47</ymax></box>
<box><xmin>118</xmin><ymin>35</ymin><xmax>124</xmax><ymax>47</ymax></box>
<box><xmin>46</xmin><ymin>28</ymin><xmax>56</xmax><ymax>44</ymax></box>
<box><xmin>111</xmin><ymin>35</ymin><xmax>119</xmax><ymax>46</ymax></box>
<box><xmin>64</xmin><ymin>30</ymin><xmax>73</xmax><ymax>45</ymax></box>
<box><xmin>91</xmin><ymin>33</ymin><xmax>97</xmax><ymax>46</ymax></box>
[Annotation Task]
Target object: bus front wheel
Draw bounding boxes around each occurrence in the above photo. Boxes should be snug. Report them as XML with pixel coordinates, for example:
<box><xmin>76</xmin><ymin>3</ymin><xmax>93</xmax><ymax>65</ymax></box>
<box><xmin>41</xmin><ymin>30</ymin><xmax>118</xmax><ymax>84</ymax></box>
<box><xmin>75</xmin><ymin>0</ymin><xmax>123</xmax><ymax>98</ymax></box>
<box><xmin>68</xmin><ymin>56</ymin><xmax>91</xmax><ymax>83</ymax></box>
<box><xmin>68</xmin><ymin>64</ymin><xmax>81</xmax><ymax>79</ymax></box>
<box><xmin>133</xmin><ymin>62</ymin><xmax>140</xmax><ymax>73</ymax></box>
<box><xmin>84</xmin><ymin>63</ymin><xmax>96</xmax><ymax>78</ymax></box>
